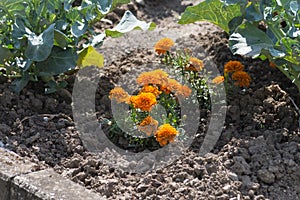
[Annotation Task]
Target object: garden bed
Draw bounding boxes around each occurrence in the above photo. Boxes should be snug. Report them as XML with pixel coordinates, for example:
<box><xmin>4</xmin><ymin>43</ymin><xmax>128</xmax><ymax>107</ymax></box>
<box><xmin>0</xmin><ymin>0</ymin><xmax>299</xmax><ymax>199</ymax></box>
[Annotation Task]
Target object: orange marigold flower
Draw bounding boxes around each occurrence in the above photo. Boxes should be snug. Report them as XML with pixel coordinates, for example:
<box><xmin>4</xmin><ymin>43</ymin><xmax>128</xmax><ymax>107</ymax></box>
<box><xmin>139</xmin><ymin>85</ymin><xmax>162</xmax><ymax>97</ymax></box>
<box><xmin>154</xmin><ymin>38</ymin><xmax>174</xmax><ymax>55</ymax></box>
<box><xmin>130</xmin><ymin>92</ymin><xmax>157</xmax><ymax>112</ymax></box>
<box><xmin>155</xmin><ymin>124</ymin><xmax>178</xmax><ymax>146</ymax></box>
<box><xmin>224</xmin><ymin>60</ymin><xmax>244</xmax><ymax>74</ymax></box>
<box><xmin>269</xmin><ymin>61</ymin><xmax>276</xmax><ymax>68</ymax></box>
<box><xmin>109</xmin><ymin>87</ymin><xmax>130</xmax><ymax>103</ymax></box>
<box><xmin>232</xmin><ymin>71</ymin><xmax>251</xmax><ymax>87</ymax></box>
<box><xmin>185</xmin><ymin>57</ymin><xmax>204</xmax><ymax>71</ymax></box>
<box><xmin>164</xmin><ymin>78</ymin><xmax>182</xmax><ymax>93</ymax></box>
<box><xmin>160</xmin><ymin>85</ymin><xmax>171</xmax><ymax>94</ymax></box>
<box><xmin>136</xmin><ymin>69</ymin><xmax>169</xmax><ymax>86</ymax></box>
<box><xmin>138</xmin><ymin>116</ymin><xmax>158</xmax><ymax>136</ymax></box>
<box><xmin>212</xmin><ymin>76</ymin><xmax>225</xmax><ymax>85</ymax></box>
<box><xmin>162</xmin><ymin>79</ymin><xmax>191</xmax><ymax>98</ymax></box>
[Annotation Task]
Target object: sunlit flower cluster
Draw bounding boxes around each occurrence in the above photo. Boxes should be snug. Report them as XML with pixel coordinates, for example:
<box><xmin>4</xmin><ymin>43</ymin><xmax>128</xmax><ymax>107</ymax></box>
<box><xmin>137</xmin><ymin>71</ymin><xmax>192</xmax><ymax>98</ymax></box>
<box><xmin>109</xmin><ymin>69</ymin><xmax>191</xmax><ymax>146</ymax></box>
<box><xmin>212</xmin><ymin>60</ymin><xmax>251</xmax><ymax>88</ymax></box>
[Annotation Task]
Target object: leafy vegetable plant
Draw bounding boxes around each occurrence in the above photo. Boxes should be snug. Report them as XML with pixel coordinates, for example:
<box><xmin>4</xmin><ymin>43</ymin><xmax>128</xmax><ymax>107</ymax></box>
<box><xmin>179</xmin><ymin>0</ymin><xmax>300</xmax><ymax>92</ymax></box>
<box><xmin>0</xmin><ymin>0</ymin><xmax>155</xmax><ymax>93</ymax></box>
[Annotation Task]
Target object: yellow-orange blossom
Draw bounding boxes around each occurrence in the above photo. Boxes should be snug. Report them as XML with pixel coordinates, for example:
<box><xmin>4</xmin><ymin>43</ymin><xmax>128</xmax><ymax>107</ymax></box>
<box><xmin>155</xmin><ymin>124</ymin><xmax>178</xmax><ymax>146</ymax></box>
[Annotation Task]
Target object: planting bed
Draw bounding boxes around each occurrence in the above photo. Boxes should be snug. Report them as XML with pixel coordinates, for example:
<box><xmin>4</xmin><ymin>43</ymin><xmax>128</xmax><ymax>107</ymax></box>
<box><xmin>0</xmin><ymin>0</ymin><xmax>299</xmax><ymax>199</ymax></box>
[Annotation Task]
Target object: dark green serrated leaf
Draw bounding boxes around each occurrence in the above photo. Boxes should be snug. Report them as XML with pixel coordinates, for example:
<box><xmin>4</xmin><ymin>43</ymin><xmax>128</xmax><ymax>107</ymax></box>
<box><xmin>25</xmin><ymin>24</ymin><xmax>55</xmax><ymax>61</ymax></box>
<box><xmin>178</xmin><ymin>0</ymin><xmax>241</xmax><ymax>33</ymax></box>
<box><xmin>36</xmin><ymin>47</ymin><xmax>77</xmax><ymax>76</ymax></box>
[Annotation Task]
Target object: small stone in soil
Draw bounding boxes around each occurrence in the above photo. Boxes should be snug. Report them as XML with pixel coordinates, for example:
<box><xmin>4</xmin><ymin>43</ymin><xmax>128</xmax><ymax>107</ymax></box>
<box><xmin>257</xmin><ymin>169</ymin><xmax>275</xmax><ymax>184</ymax></box>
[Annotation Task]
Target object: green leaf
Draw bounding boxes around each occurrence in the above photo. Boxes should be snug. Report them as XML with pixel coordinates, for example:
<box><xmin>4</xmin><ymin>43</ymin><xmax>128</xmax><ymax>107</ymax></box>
<box><xmin>71</xmin><ymin>20</ymin><xmax>88</xmax><ymax>38</ymax></box>
<box><xmin>112</xmin><ymin>0</ymin><xmax>130</xmax><ymax>9</ymax></box>
<box><xmin>105</xmin><ymin>10</ymin><xmax>156</xmax><ymax>38</ymax></box>
<box><xmin>178</xmin><ymin>0</ymin><xmax>241</xmax><ymax>33</ymax></box>
<box><xmin>0</xmin><ymin>0</ymin><xmax>27</xmax><ymax>18</ymax></box>
<box><xmin>54</xmin><ymin>30</ymin><xmax>69</xmax><ymax>48</ymax></box>
<box><xmin>11</xmin><ymin>72</ymin><xmax>30</xmax><ymax>94</ymax></box>
<box><xmin>16</xmin><ymin>57</ymin><xmax>33</xmax><ymax>71</ymax></box>
<box><xmin>290</xmin><ymin>1</ymin><xmax>299</xmax><ymax>15</ymax></box>
<box><xmin>36</xmin><ymin>47</ymin><xmax>77</xmax><ymax>76</ymax></box>
<box><xmin>245</xmin><ymin>3</ymin><xmax>263</xmax><ymax>21</ymax></box>
<box><xmin>229</xmin><ymin>22</ymin><xmax>274</xmax><ymax>57</ymax></box>
<box><xmin>220</xmin><ymin>0</ymin><xmax>247</xmax><ymax>6</ymax></box>
<box><xmin>228</xmin><ymin>16</ymin><xmax>243</xmax><ymax>33</ymax></box>
<box><xmin>25</xmin><ymin>24</ymin><xmax>55</xmax><ymax>61</ymax></box>
<box><xmin>0</xmin><ymin>46</ymin><xmax>12</xmax><ymax>64</ymax></box>
<box><xmin>79</xmin><ymin>4</ymin><xmax>98</xmax><ymax>21</ymax></box>
<box><xmin>94</xmin><ymin>0</ymin><xmax>112</xmax><ymax>14</ymax></box>
<box><xmin>64</xmin><ymin>0</ymin><xmax>74</xmax><ymax>11</ymax></box>
<box><xmin>77</xmin><ymin>46</ymin><xmax>104</xmax><ymax>68</ymax></box>
<box><xmin>12</xmin><ymin>18</ymin><xmax>32</xmax><ymax>40</ymax></box>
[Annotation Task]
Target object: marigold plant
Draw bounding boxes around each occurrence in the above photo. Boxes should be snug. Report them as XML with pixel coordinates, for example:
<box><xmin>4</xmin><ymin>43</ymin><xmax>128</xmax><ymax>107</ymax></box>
<box><xmin>139</xmin><ymin>85</ymin><xmax>162</xmax><ymax>97</ymax></box>
<box><xmin>109</xmin><ymin>87</ymin><xmax>130</xmax><ymax>103</ymax></box>
<box><xmin>232</xmin><ymin>71</ymin><xmax>251</xmax><ymax>87</ymax></box>
<box><xmin>154</xmin><ymin>39</ymin><xmax>211</xmax><ymax>108</ymax></box>
<box><xmin>213</xmin><ymin>60</ymin><xmax>251</xmax><ymax>89</ymax></box>
<box><xmin>136</xmin><ymin>69</ymin><xmax>168</xmax><ymax>86</ymax></box>
<box><xmin>154</xmin><ymin>38</ymin><xmax>175</xmax><ymax>55</ymax></box>
<box><xmin>108</xmin><ymin>69</ymin><xmax>192</xmax><ymax>148</ymax></box>
<box><xmin>130</xmin><ymin>92</ymin><xmax>157</xmax><ymax>112</ymax></box>
<box><xmin>186</xmin><ymin>57</ymin><xmax>204</xmax><ymax>71</ymax></box>
<box><xmin>155</xmin><ymin>124</ymin><xmax>178</xmax><ymax>146</ymax></box>
<box><xmin>224</xmin><ymin>60</ymin><xmax>244</xmax><ymax>74</ymax></box>
<box><xmin>137</xmin><ymin>116</ymin><xmax>159</xmax><ymax>136</ymax></box>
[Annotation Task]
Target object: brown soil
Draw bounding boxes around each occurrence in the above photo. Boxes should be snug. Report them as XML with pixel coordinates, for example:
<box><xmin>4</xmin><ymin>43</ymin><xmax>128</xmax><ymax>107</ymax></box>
<box><xmin>0</xmin><ymin>1</ymin><xmax>299</xmax><ymax>199</ymax></box>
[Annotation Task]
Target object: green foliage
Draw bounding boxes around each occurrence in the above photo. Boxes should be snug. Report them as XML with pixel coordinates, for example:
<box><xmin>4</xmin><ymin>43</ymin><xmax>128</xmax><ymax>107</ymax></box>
<box><xmin>0</xmin><ymin>0</ymin><xmax>154</xmax><ymax>93</ymax></box>
<box><xmin>180</xmin><ymin>0</ymin><xmax>300</xmax><ymax>92</ymax></box>
<box><xmin>178</xmin><ymin>0</ymin><xmax>241</xmax><ymax>33</ymax></box>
